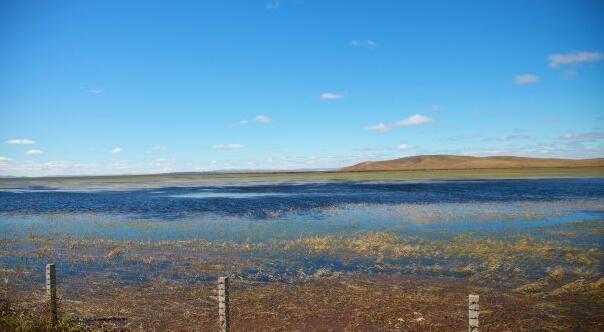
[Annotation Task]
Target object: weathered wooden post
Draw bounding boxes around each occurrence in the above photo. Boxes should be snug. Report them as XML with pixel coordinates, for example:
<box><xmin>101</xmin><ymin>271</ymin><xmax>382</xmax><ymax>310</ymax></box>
<box><xmin>468</xmin><ymin>294</ymin><xmax>479</xmax><ymax>332</ymax></box>
<box><xmin>46</xmin><ymin>264</ymin><xmax>57</xmax><ymax>324</ymax></box>
<box><xmin>3</xmin><ymin>277</ymin><xmax>8</xmax><ymax>303</ymax></box>
<box><xmin>218</xmin><ymin>276</ymin><xmax>229</xmax><ymax>332</ymax></box>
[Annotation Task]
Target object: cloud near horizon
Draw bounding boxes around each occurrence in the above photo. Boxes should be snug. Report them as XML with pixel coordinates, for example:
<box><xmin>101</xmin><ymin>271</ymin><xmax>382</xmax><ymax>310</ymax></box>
<box><xmin>548</xmin><ymin>51</ymin><xmax>603</xmax><ymax>68</ymax></box>
<box><xmin>111</xmin><ymin>147</ymin><xmax>123</xmax><ymax>153</ymax></box>
<box><xmin>6</xmin><ymin>138</ymin><xmax>35</xmax><ymax>145</ymax></box>
<box><xmin>367</xmin><ymin>114</ymin><xmax>433</xmax><ymax>132</ymax></box>
<box><xmin>558</xmin><ymin>131</ymin><xmax>604</xmax><ymax>142</ymax></box>
<box><xmin>483</xmin><ymin>134</ymin><xmax>534</xmax><ymax>142</ymax></box>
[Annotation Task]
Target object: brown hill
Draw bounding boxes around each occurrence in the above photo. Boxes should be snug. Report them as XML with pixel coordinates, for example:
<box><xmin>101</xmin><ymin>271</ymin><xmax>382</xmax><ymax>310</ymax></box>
<box><xmin>341</xmin><ymin>155</ymin><xmax>604</xmax><ymax>171</ymax></box>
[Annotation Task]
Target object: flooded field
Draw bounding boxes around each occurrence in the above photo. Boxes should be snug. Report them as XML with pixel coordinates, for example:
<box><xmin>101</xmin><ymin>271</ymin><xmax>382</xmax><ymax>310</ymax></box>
<box><xmin>1</xmin><ymin>176</ymin><xmax>603</xmax><ymax>330</ymax></box>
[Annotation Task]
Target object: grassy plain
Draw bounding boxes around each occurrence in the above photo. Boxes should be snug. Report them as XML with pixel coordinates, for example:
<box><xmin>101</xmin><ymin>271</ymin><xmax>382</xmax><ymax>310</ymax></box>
<box><xmin>1</xmin><ymin>167</ymin><xmax>603</xmax><ymax>189</ymax></box>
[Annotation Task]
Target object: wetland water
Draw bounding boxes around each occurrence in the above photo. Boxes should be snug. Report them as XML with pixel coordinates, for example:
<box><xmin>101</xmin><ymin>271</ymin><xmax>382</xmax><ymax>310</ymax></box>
<box><xmin>1</xmin><ymin>177</ymin><xmax>603</xmax><ymax>277</ymax></box>
<box><xmin>1</xmin><ymin>177</ymin><xmax>603</xmax><ymax>330</ymax></box>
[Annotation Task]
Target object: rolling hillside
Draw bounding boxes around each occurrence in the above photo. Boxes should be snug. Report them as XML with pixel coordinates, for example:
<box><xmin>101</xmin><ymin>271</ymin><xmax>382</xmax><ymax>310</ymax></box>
<box><xmin>341</xmin><ymin>155</ymin><xmax>604</xmax><ymax>171</ymax></box>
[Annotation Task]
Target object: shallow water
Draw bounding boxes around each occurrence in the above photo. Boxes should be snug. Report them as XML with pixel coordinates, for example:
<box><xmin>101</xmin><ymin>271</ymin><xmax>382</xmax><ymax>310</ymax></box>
<box><xmin>1</xmin><ymin>177</ymin><xmax>603</xmax><ymax>283</ymax></box>
<box><xmin>1</xmin><ymin>178</ymin><xmax>603</xmax><ymax>236</ymax></box>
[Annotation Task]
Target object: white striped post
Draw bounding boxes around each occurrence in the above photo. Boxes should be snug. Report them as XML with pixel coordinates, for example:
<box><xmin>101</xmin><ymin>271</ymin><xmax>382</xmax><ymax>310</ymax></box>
<box><xmin>468</xmin><ymin>294</ymin><xmax>479</xmax><ymax>332</ymax></box>
<box><xmin>46</xmin><ymin>264</ymin><xmax>57</xmax><ymax>324</ymax></box>
<box><xmin>218</xmin><ymin>277</ymin><xmax>229</xmax><ymax>332</ymax></box>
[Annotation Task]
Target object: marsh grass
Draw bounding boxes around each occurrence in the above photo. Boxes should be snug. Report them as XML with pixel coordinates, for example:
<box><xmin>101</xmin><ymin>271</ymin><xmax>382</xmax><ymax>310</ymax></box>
<box><xmin>1</xmin><ymin>192</ymin><xmax>602</xmax><ymax>330</ymax></box>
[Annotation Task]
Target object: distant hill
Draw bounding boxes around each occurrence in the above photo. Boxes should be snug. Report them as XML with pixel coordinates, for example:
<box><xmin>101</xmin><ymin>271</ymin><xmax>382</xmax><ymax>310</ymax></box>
<box><xmin>341</xmin><ymin>155</ymin><xmax>604</xmax><ymax>171</ymax></box>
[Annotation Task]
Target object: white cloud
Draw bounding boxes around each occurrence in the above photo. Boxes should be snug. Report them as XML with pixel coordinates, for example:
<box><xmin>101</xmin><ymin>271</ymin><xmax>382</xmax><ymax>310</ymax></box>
<box><xmin>88</xmin><ymin>88</ymin><xmax>104</xmax><ymax>95</ymax></box>
<box><xmin>108</xmin><ymin>162</ymin><xmax>132</xmax><ymax>170</ymax></box>
<box><xmin>0</xmin><ymin>156</ymin><xmax>11</xmax><ymax>162</ymax></box>
<box><xmin>515</xmin><ymin>74</ymin><xmax>539</xmax><ymax>85</ymax></box>
<box><xmin>548</xmin><ymin>51</ymin><xmax>602</xmax><ymax>68</ymax></box>
<box><xmin>366</xmin><ymin>123</ymin><xmax>391</xmax><ymax>132</ymax></box>
<box><xmin>111</xmin><ymin>147</ymin><xmax>123</xmax><ymax>153</ymax></box>
<box><xmin>393</xmin><ymin>114</ymin><xmax>433</xmax><ymax>126</ymax></box>
<box><xmin>396</xmin><ymin>143</ymin><xmax>409</xmax><ymax>150</ymax></box>
<box><xmin>212</xmin><ymin>143</ymin><xmax>244</xmax><ymax>149</ymax></box>
<box><xmin>237</xmin><ymin>115</ymin><xmax>273</xmax><ymax>126</ymax></box>
<box><xmin>449</xmin><ymin>134</ymin><xmax>482</xmax><ymax>141</ymax></box>
<box><xmin>150</xmin><ymin>145</ymin><xmax>167</xmax><ymax>151</ymax></box>
<box><xmin>254</xmin><ymin>115</ymin><xmax>272</xmax><ymax>123</ymax></box>
<box><xmin>25</xmin><ymin>149</ymin><xmax>43</xmax><ymax>155</ymax></box>
<box><xmin>483</xmin><ymin>134</ymin><xmax>534</xmax><ymax>142</ymax></box>
<box><xmin>146</xmin><ymin>145</ymin><xmax>168</xmax><ymax>154</ymax></box>
<box><xmin>351</xmin><ymin>40</ymin><xmax>378</xmax><ymax>49</ymax></box>
<box><xmin>366</xmin><ymin>114</ymin><xmax>433</xmax><ymax>132</ymax></box>
<box><xmin>558</xmin><ymin>131</ymin><xmax>604</xmax><ymax>142</ymax></box>
<box><xmin>6</xmin><ymin>138</ymin><xmax>35</xmax><ymax>144</ymax></box>
<box><xmin>81</xmin><ymin>86</ymin><xmax>105</xmax><ymax>95</ymax></box>
<box><xmin>320</xmin><ymin>92</ymin><xmax>344</xmax><ymax>100</ymax></box>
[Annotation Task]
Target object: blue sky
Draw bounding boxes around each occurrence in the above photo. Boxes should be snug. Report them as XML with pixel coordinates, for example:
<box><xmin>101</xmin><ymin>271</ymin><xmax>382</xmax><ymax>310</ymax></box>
<box><xmin>1</xmin><ymin>0</ymin><xmax>603</xmax><ymax>176</ymax></box>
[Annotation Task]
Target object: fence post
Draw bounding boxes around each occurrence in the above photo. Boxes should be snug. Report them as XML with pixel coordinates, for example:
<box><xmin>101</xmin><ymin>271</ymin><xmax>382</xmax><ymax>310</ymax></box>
<box><xmin>46</xmin><ymin>264</ymin><xmax>57</xmax><ymax>324</ymax></box>
<box><xmin>3</xmin><ymin>277</ymin><xmax>8</xmax><ymax>304</ymax></box>
<box><xmin>468</xmin><ymin>294</ymin><xmax>479</xmax><ymax>332</ymax></box>
<box><xmin>218</xmin><ymin>277</ymin><xmax>229</xmax><ymax>332</ymax></box>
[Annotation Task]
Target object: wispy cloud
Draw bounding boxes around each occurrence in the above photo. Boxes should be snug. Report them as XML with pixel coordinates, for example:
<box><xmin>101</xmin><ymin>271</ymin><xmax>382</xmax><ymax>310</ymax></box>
<box><xmin>0</xmin><ymin>156</ymin><xmax>11</xmax><ymax>162</ymax></box>
<box><xmin>396</xmin><ymin>143</ymin><xmax>410</xmax><ymax>150</ymax></box>
<box><xmin>449</xmin><ymin>134</ymin><xmax>482</xmax><ymax>141</ymax></box>
<box><xmin>238</xmin><ymin>115</ymin><xmax>273</xmax><ymax>126</ymax></box>
<box><xmin>111</xmin><ymin>147</ymin><xmax>123</xmax><ymax>153</ymax></box>
<box><xmin>81</xmin><ymin>87</ymin><xmax>105</xmax><ymax>95</ymax></box>
<box><xmin>25</xmin><ymin>149</ymin><xmax>43</xmax><ymax>155</ymax></box>
<box><xmin>254</xmin><ymin>115</ymin><xmax>272</xmax><ymax>123</ymax></box>
<box><xmin>366</xmin><ymin>123</ymin><xmax>391</xmax><ymax>132</ymax></box>
<box><xmin>146</xmin><ymin>145</ymin><xmax>168</xmax><ymax>153</ymax></box>
<box><xmin>393</xmin><ymin>114</ymin><xmax>433</xmax><ymax>126</ymax></box>
<box><xmin>212</xmin><ymin>143</ymin><xmax>244</xmax><ymax>149</ymax></box>
<box><xmin>483</xmin><ymin>134</ymin><xmax>534</xmax><ymax>142</ymax></box>
<box><xmin>366</xmin><ymin>114</ymin><xmax>433</xmax><ymax>132</ymax></box>
<box><xmin>544</xmin><ymin>116</ymin><xmax>559</xmax><ymax>123</ymax></box>
<box><xmin>548</xmin><ymin>51</ymin><xmax>602</xmax><ymax>68</ymax></box>
<box><xmin>558</xmin><ymin>131</ymin><xmax>604</xmax><ymax>142</ymax></box>
<box><xmin>351</xmin><ymin>40</ymin><xmax>378</xmax><ymax>49</ymax></box>
<box><xmin>319</xmin><ymin>92</ymin><xmax>345</xmax><ymax>100</ymax></box>
<box><xmin>6</xmin><ymin>138</ymin><xmax>35</xmax><ymax>145</ymax></box>
<box><xmin>515</xmin><ymin>74</ymin><xmax>539</xmax><ymax>85</ymax></box>
<box><xmin>563</xmin><ymin>70</ymin><xmax>577</xmax><ymax>77</ymax></box>
<box><xmin>150</xmin><ymin>145</ymin><xmax>167</xmax><ymax>151</ymax></box>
